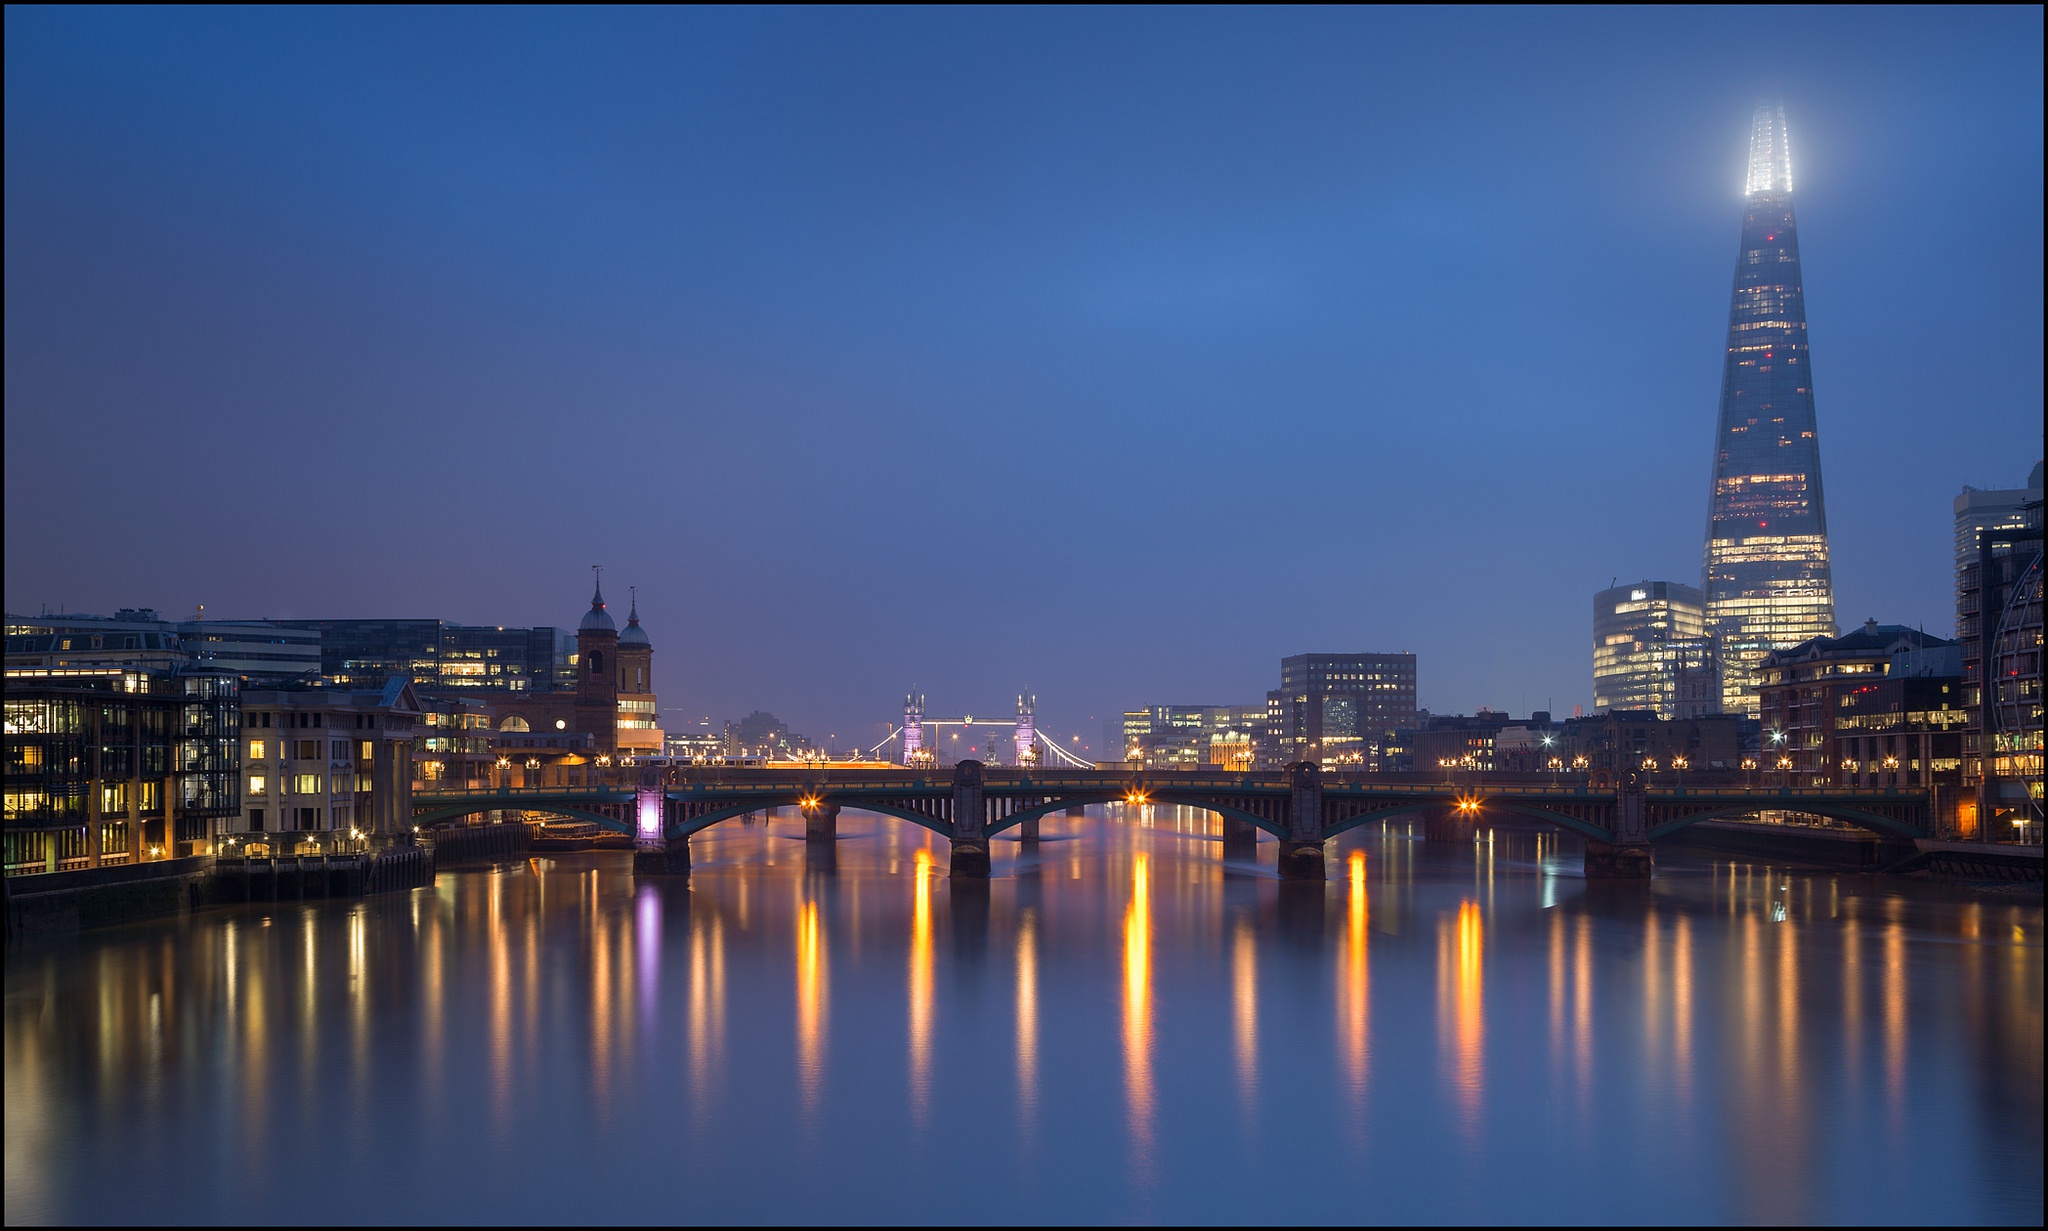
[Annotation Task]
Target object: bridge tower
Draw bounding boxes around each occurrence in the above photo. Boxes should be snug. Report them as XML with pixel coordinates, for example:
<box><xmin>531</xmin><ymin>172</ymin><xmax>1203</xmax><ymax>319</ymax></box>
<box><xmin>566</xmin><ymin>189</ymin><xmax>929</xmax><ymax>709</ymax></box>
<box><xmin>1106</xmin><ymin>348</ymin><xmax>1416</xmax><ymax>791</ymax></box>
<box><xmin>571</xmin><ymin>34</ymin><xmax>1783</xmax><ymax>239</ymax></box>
<box><xmin>575</xmin><ymin>567</ymin><xmax>620</xmax><ymax>755</ymax></box>
<box><xmin>902</xmin><ymin>692</ymin><xmax>926</xmax><ymax>765</ymax></box>
<box><xmin>1014</xmin><ymin>694</ymin><xmax>1037</xmax><ymax>767</ymax></box>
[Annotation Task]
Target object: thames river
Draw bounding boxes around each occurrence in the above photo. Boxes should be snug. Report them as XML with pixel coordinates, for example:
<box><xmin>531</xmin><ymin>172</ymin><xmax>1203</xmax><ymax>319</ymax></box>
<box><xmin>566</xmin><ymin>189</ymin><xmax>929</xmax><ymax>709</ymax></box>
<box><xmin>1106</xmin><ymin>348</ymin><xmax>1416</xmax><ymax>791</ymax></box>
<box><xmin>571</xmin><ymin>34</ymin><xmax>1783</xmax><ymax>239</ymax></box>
<box><xmin>5</xmin><ymin>811</ymin><xmax>2041</xmax><ymax>1224</ymax></box>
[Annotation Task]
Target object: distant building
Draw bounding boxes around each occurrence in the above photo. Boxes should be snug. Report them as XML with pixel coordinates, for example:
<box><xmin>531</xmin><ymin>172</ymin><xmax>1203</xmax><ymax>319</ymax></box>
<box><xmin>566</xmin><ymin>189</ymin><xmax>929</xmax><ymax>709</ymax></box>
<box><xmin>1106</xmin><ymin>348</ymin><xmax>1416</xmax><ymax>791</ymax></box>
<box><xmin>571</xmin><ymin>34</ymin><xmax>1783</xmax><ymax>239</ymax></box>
<box><xmin>4</xmin><ymin>610</ymin><xmax>320</xmax><ymax>682</ymax></box>
<box><xmin>1407</xmin><ymin>711</ymin><xmax>1517</xmax><ymax>773</ymax></box>
<box><xmin>724</xmin><ymin>711</ymin><xmax>805</xmax><ymax>758</ymax></box>
<box><xmin>477</xmin><ymin>577</ymin><xmax>663</xmax><ymax>763</ymax></box>
<box><xmin>1956</xmin><ymin>478</ymin><xmax>2043</xmax><ymax>837</ymax></box>
<box><xmin>1592</xmin><ymin>581</ymin><xmax>1716</xmax><ymax>719</ymax></box>
<box><xmin>1954</xmin><ymin>461</ymin><xmax>2044</xmax><ymax>594</ymax></box>
<box><xmin>1756</xmin><ymin>621</ymin><xmax>1955</xmax><ymax>788</ymax></box>
<box><xmin>3</xmin><ymin>663</ymin><xmax>242</xmax><ymax>873</ymax></box>
<box><xmin>1270</xmin><ymin>652</ymin><xmax>1417</xmax><ymax>767</ymax></box>
<box><xmin>1116</xmin><ymin>703</ymin><xmax>1268</xmax><ymax>770</ymax></box>
<box><xmin>272</xmin><ymin>618</ymin><xmax>574</xmax><ymax>693</ymax></box>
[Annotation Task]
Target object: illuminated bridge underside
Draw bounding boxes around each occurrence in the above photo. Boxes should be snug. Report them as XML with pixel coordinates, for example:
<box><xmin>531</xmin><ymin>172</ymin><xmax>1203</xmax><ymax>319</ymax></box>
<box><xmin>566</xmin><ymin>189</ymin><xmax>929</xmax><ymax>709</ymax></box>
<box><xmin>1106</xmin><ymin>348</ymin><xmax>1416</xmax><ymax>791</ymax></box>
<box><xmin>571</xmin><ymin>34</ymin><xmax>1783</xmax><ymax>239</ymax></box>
<box><xmin>414</xmin><ymin>766</ymin><xmax>1930</xmax><ymax>877</ymax></box>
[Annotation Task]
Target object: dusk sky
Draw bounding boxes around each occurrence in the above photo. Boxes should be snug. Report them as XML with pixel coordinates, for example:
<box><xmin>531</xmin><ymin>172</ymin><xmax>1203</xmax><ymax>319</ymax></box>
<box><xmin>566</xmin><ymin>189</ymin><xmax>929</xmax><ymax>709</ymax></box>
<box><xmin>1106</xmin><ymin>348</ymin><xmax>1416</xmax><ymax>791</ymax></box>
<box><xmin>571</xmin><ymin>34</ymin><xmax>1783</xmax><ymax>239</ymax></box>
<box><xmin>5</xmin><ymin>8</ymin><xmax>2041</xmax><ymax>751</ymax></box>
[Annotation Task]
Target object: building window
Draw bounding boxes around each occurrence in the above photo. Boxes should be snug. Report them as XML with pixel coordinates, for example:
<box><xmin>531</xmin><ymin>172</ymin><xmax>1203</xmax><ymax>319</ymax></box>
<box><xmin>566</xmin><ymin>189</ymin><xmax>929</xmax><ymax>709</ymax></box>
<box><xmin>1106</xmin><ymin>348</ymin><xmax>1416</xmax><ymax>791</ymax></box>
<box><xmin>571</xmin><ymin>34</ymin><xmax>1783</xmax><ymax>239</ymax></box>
<box><xmin>248</xmin><ymin>740</ymin><xmax>266</xmax><ymax>760</ymax></box>
<box><xmin>247</xmin><ymin>774</ymin><xmax>267</xmax><ymax>796</ymax></box>
<box><xmin>248</xmin><ymin>808</ymin><xmax>265</xmax><ymax>831</ymax></box>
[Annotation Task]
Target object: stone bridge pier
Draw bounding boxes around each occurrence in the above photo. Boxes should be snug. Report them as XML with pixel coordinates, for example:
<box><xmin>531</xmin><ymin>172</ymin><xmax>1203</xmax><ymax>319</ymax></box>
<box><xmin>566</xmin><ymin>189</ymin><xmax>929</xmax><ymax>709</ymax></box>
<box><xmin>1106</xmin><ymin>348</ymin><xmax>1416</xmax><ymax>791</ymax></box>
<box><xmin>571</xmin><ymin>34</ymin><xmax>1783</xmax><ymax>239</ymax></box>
<box><xmin>1584</xmin><ymin>783</ymin><xmax>1651</xmax><ymax>879</ymax></box>
<box><xmin>951</xmin><ymin>760</ymin><xmax>991</xmax><ymax>877</ymax></box>
<box><xmin>1278</xmin><ymin>761</ymin><xmax>1326</xmax><ymax>881</ymax></box>
<box><xmin>802</xmin><ymin>800</ymin><xmax>840</xmax><ymax>842</ymax></box>
<box><xmin>634</xmin><ymin>787</ymin><xmax>690</xmax><ymax>875</ymax></box>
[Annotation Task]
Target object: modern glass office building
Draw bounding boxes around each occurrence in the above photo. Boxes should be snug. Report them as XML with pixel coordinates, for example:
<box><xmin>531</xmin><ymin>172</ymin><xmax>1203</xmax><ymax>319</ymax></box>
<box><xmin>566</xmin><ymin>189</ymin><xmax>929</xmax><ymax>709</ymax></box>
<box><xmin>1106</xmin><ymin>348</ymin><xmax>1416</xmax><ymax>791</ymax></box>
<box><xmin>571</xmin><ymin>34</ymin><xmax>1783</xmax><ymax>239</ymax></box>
<box><xmin>1592</xmin><ymin>581</ymin><xmax>1715</xmax><ymax>718</ymax></box>
<box><xmin>1701</xmin><ymin>102</ymin><xmax>1838</xmax><ymax>715</ymax></box>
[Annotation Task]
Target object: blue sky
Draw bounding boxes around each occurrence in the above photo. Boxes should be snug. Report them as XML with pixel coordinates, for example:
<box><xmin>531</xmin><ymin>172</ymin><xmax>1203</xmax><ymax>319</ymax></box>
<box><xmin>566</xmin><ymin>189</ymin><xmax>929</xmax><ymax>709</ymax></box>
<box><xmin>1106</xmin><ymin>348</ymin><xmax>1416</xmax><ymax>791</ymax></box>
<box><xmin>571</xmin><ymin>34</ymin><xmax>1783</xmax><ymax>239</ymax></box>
<box><xmin>5</xmin><ymin>7</ymin><xmax>2041</xmax><ymax>749</ymax></box>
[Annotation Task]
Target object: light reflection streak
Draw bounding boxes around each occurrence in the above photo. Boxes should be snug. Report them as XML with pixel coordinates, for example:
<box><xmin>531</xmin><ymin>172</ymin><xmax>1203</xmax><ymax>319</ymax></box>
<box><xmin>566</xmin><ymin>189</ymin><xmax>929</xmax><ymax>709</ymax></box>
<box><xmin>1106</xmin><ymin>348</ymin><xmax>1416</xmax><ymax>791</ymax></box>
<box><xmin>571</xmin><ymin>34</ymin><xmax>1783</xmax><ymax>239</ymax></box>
<box><xmin>797</xmin><ymin>896</ymin><xmax>827</xmax><ymax>1125</ymax></box>
<box><xmin>490</xmin><ymin>891</ymin><xmax>512</xmax><ymax>1133</ymax></box>
<box><xmin>1437</xmin><ymin>900</ymin><xmax>1484</xmax><ymax>1132</ymax></box>
<box><xmin>1232</xmin><ymin>917</ymin><xmax>1257</xmax><ymax>1120</ymax></box>
<box><xmin>1016</xmin><ymin>906</ymin><xmax>1039</xmax><ymax>1132</ymax></box>
<box><xmin>1883</xmin><ymin>917</ymin><xmax>1906</xmax><ymax>1129</ymax></box>
<box><xmin>1672</xmin><ymin>914</ymin><xmax>1693</xmax><ymax>1107</ymax></box>
<box><xmin>1123</xmin><ymin>853</ymin><xmax>1155</xmax><ymax>1187</ymax></box>
<box><xmin>1573</xmin><ymin>912</ymin><xmax>1593</xmax><ymax>1111</ymax></box>
<box><xmin>909</xmin><ymin>849</ymin><xmax>933</xmax><ymax>1128</ymax></box>
<box><xmin>688</xmin><ymin>912</ymin><xmax>726</xmax><ymax>1132</ymax></box>
<box><xmin>593</xmin><ymin>895</ymin><xmax>614</xmax><ymax>1117</ymax></box>
<box><xmin>1339</xmin><ymin>852</ymin><xmax>1370</xmax><ymax>1133</ymax></box>
<box><xmin>637</xmin><ymin>886</ymin><xmax>661</xmax><ymax>1038</ymax></box>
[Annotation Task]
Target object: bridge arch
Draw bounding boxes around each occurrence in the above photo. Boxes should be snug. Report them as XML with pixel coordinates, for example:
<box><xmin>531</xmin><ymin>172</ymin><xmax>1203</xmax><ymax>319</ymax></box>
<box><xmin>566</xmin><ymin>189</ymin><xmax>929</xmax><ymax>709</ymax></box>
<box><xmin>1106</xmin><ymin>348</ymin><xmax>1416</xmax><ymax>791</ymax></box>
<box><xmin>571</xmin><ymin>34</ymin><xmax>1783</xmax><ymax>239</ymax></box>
<box><xmin>413</xmin><ymin>801</ymin><xmax>631</xmax><ymax>833</ymax></box>
<box><xmin>982</xmin><ymin>791</ymin><xmax>1288</xmax><ymax>840</ymax></box>
<box><xmin>1647</xmin><ymin>802</ymin><xmax>1923</xmax><ymax>842</ymax></box>
<box><xmin>1321</xmin><ymin>801</ymin><xmax>1617</xmax><ymax>844</ymax></box>
<box><xmin>668</xmin><ymin>796</ymin><xmax>955</xmax><ymax>841</ymax></box>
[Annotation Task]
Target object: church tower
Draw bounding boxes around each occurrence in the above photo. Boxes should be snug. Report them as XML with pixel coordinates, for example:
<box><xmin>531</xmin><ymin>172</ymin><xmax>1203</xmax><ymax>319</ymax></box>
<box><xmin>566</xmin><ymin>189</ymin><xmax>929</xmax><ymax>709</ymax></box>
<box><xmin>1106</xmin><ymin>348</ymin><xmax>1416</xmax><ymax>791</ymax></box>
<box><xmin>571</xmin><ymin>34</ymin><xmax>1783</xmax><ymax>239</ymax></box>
<box><xmin>615</xmin><ymin>587</ymin><xmax>662</xmax><ymax>755</ymax></box>
<box><xmin>575</xmin><ymin>569</ymin><xmax>620</xmax><ymax>754</ymax></box>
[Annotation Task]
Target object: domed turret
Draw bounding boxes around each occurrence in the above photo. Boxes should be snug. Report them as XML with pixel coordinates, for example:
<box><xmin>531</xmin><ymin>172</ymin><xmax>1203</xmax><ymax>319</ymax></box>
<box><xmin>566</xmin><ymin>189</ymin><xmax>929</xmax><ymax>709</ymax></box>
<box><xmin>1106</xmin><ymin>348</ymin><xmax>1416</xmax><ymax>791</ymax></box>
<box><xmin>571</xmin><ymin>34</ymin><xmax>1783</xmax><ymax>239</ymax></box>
<box><xmin>619</xmin><ymin>589</ymin><xmax>650</xmax><ymax>647</ymax></box>
<box><xmin>579</xmin><ymin>578</ymin><xmax>616</xmax><ymax>632</ymax></box>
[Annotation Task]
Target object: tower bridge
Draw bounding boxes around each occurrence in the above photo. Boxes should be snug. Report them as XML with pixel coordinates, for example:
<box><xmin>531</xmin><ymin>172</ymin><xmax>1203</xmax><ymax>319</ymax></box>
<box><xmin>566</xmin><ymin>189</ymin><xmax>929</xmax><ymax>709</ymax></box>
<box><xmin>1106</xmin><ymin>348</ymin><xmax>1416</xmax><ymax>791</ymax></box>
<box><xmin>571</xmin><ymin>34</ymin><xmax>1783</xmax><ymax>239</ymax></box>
<box><xmin>869</xmin><ymin>693</ymin><xmax>1094</xmax><ymax>769</ymax></box>
<box><xmin>413</xmin><ymin>762</ymin><xmax>1933</xmax><ymax>881</ymax></box>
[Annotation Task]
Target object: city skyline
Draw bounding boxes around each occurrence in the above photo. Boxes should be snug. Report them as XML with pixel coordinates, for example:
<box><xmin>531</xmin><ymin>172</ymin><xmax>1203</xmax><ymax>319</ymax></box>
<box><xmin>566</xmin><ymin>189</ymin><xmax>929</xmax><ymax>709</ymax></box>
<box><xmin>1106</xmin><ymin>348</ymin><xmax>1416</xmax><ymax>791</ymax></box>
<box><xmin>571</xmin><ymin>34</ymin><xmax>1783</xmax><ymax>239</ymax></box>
<box><xmin>5</xmin><ymin>8</ymin><xmax>2042</xmax><ymax>745</ymax></box>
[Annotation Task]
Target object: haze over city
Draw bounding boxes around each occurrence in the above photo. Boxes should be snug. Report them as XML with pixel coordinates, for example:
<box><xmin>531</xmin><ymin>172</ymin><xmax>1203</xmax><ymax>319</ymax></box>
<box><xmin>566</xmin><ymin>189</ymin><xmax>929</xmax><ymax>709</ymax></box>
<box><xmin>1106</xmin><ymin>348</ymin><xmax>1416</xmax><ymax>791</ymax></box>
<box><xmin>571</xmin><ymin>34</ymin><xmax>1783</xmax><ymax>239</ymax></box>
<box><xmin>6</xmin><ymin>7</ymin><xmax>2040</xmax><ymax>746</ymax></box>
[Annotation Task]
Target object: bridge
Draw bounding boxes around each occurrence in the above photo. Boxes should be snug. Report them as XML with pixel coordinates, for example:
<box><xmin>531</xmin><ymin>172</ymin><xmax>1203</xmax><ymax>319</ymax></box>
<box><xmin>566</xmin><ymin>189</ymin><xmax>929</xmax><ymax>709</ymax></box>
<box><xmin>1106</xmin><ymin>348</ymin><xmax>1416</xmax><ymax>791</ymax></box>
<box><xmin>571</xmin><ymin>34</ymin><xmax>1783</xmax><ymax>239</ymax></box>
<box><xmin>412</xmin><ymin>761</ymin><xmax>1933</xmax><ymax>880</ymax></box>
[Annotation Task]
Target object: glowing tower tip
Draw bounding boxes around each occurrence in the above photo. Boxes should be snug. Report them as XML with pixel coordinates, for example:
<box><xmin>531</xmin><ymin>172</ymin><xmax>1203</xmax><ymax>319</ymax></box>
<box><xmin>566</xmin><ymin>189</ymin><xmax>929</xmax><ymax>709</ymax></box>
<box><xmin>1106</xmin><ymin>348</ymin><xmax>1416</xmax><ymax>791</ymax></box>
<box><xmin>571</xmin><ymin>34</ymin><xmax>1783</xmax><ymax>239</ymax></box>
<box><xmin>1745</xmin><ymin>101</ymin><xmax>1793</xmax><ymax>196</ymax></box>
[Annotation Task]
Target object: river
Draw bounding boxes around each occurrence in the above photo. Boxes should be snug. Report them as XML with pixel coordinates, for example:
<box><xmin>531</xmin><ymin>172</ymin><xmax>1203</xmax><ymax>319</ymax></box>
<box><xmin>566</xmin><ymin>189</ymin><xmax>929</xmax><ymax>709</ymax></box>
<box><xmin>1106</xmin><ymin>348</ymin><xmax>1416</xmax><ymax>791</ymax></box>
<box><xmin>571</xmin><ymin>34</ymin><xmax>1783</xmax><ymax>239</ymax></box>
<box><xmin>5</xmin><ymin>809</ymin><xmax>2041</xmax><ymax>1223</ymax></box>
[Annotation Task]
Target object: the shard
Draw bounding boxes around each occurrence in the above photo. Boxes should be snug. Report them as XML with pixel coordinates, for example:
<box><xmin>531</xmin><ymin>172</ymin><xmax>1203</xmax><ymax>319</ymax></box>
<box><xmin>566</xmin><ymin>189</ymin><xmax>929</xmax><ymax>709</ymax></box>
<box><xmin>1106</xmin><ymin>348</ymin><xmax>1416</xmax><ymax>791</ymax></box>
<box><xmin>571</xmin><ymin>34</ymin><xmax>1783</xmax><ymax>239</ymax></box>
<box><xmin>1702</xmin><ymin>102</ymin><xmax>1838</xmax><ymax>715</ymax></box>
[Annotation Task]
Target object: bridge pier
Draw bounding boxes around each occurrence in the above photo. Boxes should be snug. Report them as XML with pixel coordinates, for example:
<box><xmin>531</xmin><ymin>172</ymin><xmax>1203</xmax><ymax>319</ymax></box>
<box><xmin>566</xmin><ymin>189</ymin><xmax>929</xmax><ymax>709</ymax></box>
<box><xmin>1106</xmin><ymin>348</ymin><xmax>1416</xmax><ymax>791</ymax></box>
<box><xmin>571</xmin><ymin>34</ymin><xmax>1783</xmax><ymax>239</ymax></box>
<box><xmin>633</xmin><ymin>835</ymin><xmax>690</xmax><ymax>876</ymax></box>
<box><xmin>1279</xmin><ymin>762</ymin><xmax>1326</xmax><ymax>881</ymax></box>
<box><xmin>1221</xmin><ymin>815</ymin><xmax>1258</xmax><ymax>858</ymax></box>
<box><xmin>950</xmin><ymin>760</ymin><xmax>990</xmax><ymax>877</ymax></box>
<box><xmin>1583</xmin><ymin>841</ymin><xmax>1652</xmax><ymax>879</ymax></box>
<box><xmin>1065</xmin><ymin>804</ymin><xmax>1086</xmax><ymax>817</ymax></box>
<box><xmin>802</xmin><ymin>802</ymin><xmax>840</xmax><ymax>842</ymax></box>
<box><xmin>1017</xmin><ymin>817</ymin><xmax>1040</xmax><ymax>842</ymax></box>
<box><xmin>1584</xmin><ymin>783</ymin><xmax>1652</xmax><ymax>878</ymax></box>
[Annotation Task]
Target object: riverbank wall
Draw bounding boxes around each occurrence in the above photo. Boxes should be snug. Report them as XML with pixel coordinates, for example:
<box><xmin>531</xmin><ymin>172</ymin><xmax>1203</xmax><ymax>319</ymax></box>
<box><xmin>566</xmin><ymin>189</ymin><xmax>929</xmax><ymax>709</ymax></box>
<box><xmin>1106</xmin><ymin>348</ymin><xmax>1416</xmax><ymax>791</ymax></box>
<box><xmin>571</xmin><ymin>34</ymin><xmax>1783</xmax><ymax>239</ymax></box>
<box><xmin>425</xmin><ymin>821</ymin><xmax>530</xmax><ymax>863</ymax></box>
<box><xmin>5</xmin><ymin>845</ymin><xmax>438</xmax><ymax>940</ymax></box>
<box><xmin>4</xmin><ymin>856</ymin><xmax>215</xmax><ymax>938</ymax></box>
<box><xmin>1667</xmin><ymin>820</ymin><xmax>1914</xmax><ymax>869</ymax></box>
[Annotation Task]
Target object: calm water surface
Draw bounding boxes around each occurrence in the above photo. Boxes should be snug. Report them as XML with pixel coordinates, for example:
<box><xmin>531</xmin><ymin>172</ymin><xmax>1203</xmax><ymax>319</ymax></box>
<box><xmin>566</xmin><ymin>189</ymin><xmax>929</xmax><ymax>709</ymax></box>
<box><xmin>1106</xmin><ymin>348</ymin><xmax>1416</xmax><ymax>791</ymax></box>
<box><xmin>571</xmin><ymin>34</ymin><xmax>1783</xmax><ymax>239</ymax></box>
<box><xmin>6</xmin><ymin>809</ymin><xmax>2042</xmax><ymax>1224</ymax></box>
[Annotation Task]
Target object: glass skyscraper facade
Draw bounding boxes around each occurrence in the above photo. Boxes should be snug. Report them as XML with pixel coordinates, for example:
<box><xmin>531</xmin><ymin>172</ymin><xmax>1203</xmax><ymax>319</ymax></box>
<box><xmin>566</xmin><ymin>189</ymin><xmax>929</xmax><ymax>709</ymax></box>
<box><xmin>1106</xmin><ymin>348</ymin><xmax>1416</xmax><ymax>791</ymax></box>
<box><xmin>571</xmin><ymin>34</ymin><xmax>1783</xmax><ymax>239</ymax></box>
<box><xmin>1592</xmin><ymin>580</ymin><xmax>1715</xmax><ymax>719</ymax></box>
<box><xmin>1702</xmin><ymin>103</ymin><xmax>1838</xmax><ymax>715</ymax></box>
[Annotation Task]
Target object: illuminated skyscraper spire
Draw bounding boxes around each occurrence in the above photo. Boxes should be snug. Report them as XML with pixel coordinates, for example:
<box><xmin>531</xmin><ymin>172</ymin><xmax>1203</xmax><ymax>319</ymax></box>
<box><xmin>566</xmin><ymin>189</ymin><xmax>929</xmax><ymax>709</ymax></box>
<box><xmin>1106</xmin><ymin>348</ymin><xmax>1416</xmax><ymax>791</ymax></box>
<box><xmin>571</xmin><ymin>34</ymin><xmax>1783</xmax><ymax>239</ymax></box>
<box><xmin>1744</xmin><ymin>101</ymin><xmax>1793</xmax><ymax>196</ymax></box>
<box><xmin>1703</xmin><ymin>102</ymin><xmax>1837</xmax><ymax>715</ymax></box>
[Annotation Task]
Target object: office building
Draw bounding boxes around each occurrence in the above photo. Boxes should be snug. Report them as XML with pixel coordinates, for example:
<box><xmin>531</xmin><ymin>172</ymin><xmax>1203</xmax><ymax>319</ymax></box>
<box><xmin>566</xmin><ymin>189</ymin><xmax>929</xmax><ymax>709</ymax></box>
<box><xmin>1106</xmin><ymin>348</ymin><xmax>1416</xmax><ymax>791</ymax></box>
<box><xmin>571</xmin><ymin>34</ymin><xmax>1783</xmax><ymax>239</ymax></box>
<box><xmin>1270</xmin><ymin>652</ymin><xmax>1418</xmax><ymax>766</ymax></box>
<box><xmin>6</xmin><ymin>611</ymin><xmax>321</xmax><ymax>682</ymax></box>
<box><xmin>3</xmin><ymin>663</ymin><xmax>241</xmax><ymax>872</ymax></box>
<box><xmin>273</xmin><ymin>619</ymin><xmax>574</xmax><ymax>693</ymax></box>
<box><xmin>1956</xmin><ymin>482</ymin><xmax>2044</xmax><ymax>836</ymax></box>
<box><xmin>1702</xmin><ymin>103</ymin><xmax>1838</xmax><ymax>715</ymax></box>
<box><xmin>1593</xmin><ymin>580</ymin><xmax>1716</xmax><ymax>718</ymax></box>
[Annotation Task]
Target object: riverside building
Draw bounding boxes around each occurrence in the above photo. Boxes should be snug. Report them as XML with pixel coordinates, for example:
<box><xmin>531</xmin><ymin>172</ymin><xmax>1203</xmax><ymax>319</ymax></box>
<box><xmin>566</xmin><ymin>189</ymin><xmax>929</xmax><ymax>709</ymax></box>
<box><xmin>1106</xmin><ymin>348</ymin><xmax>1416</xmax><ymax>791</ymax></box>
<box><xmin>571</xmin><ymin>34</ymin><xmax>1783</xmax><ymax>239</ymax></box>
<box><xmin>1701</xmin><ymin>103</ymin><xmax>1839</xmax><ymax>715</ymax></box>
<box><xmin>3</xmin><ymin>664</ymin><xmax>241</xmax><ymax>873</ymax></box>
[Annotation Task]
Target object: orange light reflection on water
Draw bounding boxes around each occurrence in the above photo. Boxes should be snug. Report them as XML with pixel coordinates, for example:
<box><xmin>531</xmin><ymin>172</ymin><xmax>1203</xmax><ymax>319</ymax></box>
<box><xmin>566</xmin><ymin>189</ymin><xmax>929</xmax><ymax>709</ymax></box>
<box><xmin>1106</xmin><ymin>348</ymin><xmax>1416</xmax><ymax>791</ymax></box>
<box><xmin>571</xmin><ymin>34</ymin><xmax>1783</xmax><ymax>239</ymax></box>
<box><xmin>1123</xmin><ymin>853</ymin><xmax>1154</xmax><ymax>1185</ymax></box>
